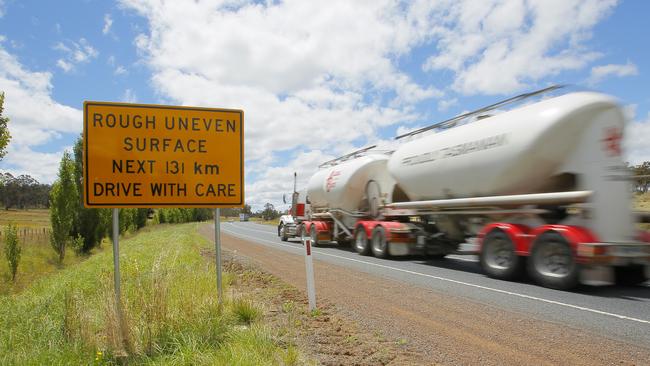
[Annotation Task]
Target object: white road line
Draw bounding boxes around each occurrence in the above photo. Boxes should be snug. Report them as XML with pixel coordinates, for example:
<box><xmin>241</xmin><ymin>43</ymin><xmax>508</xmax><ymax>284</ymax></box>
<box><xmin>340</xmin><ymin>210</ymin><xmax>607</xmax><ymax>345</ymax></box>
<box><xmin>446</xmin><ymin>255</ymin><xmax>479</xmax><ymax>263</ymax></box>
<box><xmin>221</xmin><ymin>225</ymin><xmax>650</xmax><ymax>325</ymax></box>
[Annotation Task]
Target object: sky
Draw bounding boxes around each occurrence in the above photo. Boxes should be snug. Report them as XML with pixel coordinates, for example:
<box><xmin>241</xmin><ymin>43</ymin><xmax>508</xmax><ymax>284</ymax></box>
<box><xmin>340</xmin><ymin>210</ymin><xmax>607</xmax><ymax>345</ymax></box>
<box><xmin>0</xmin><ymin>0</ymin><xmax>649</xmax><ymax>211</ymax></box>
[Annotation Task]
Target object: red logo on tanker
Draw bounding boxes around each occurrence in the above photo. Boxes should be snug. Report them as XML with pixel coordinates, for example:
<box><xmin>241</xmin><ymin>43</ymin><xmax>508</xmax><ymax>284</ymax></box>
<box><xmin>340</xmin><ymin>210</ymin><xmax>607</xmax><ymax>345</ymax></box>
<box><xmin>602</xmin><ymin>127</ymin><xmax>622</xmax><ymax>157</ymax></box>
<box><xmin>325</xmin><ymin>170</ymin><xmax>341</xmax><ymax>192</ymax></box>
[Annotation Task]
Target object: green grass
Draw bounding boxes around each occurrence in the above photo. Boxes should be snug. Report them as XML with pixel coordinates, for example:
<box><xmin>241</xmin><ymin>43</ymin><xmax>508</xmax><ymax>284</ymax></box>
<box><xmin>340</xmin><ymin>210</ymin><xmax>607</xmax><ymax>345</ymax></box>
<box><xmin>232</xmin><ymin>297</ymin><xmax>262</xmax><ymax>324</ymax></box>
<box><xmin>0</xmin><ymin>232</ymin><xmax>90</xmax><ymax>296</ymax></box>
<box><xmin>0</xmin><ymin>208</ymin><xmax>89</xmax><ymax>295</ymax></box>
<box><xmin>0</xmin><ymin>223</ymin><xmax>299</xmax><ymax>365</ymax></box>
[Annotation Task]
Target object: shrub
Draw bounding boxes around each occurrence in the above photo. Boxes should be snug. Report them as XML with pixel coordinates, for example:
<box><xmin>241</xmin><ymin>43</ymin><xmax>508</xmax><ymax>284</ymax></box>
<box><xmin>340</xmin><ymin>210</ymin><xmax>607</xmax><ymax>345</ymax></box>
<box><xmin>231</xmin><ymin>298</ymin><xmax>261</xmax><ymax>325</ymax></box>
<box><xmin>3</xmin><ymin>222</ymin><xmax>21</xmax><ymax>281</ymax></box>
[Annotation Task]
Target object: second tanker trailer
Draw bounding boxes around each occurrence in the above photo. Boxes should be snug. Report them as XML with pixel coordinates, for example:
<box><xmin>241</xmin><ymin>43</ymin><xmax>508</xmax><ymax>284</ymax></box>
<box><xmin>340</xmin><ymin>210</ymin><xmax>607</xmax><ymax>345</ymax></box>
<box><xmin>278</xmin><ymin>86</ymin><xmax>650</xmax><ymax>290</ymax></box>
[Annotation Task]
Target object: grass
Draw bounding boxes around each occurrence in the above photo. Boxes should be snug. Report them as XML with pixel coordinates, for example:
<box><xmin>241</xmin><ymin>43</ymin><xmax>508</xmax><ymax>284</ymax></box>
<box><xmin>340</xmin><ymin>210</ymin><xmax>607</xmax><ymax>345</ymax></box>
<box><xmin>0</xmin><ymin>223</ymin><xmax>301</xmax><ymax>365</ymax></box>
<box><xmin>0</xmin><ymin>208</ymin><xmax>50</xmax><ymax>229</ymax></box>
<box><xmin>0</xmin><ymin>208</ymin><xmax>91</xmax><ymax>295</ymax></box>
<box><xmin>232</xmin><ymin>297</ymin><xmax>262</xmax><ymax>324</ymax></box>
<box><xmin>634</xmin><ymin>192</ymin><xmax>650</xmax><ymax>211</ymax></box>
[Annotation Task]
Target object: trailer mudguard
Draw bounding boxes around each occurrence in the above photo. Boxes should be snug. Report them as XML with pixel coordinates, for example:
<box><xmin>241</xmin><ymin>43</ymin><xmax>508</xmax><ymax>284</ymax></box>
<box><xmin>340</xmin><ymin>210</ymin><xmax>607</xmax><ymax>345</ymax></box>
<box><xmin>479</xmin><ymin>223</ymin><xmax>532</xmax><ymax>256</ymax></box>
<box><xmin>529</xmin><ymin>224</ymin><xmax>599</xmax><ymax>254</ymax></box>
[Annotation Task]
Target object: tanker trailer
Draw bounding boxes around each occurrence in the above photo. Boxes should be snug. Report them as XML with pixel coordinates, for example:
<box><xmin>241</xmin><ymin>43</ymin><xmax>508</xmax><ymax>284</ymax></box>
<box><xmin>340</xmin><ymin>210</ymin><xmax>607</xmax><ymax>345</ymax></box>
<box><xmin>298</xmin><ymin>150</ymin><xmax>396</xmax><ymax>246</ymax></box>
<box><xmin>295</xmin><ymin>87</ymin><xmax>650</xmax><ymax>290</ymax></box>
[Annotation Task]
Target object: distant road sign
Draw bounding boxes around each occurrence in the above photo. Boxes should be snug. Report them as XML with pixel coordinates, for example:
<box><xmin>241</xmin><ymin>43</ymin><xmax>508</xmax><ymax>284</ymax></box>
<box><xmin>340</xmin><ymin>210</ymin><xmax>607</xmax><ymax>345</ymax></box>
<box><xmin>83</xmin><ymin>102</ymin><xmax>244</xmax><ymax>207</ymax></box>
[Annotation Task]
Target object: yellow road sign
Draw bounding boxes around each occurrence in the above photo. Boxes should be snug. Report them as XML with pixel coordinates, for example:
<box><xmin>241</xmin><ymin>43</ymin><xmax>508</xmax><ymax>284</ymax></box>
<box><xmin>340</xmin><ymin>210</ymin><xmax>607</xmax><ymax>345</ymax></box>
<box><xmin>83</xmin><ymin>102</ymin><xmax>244</xmax><ymax>208</ymax></box>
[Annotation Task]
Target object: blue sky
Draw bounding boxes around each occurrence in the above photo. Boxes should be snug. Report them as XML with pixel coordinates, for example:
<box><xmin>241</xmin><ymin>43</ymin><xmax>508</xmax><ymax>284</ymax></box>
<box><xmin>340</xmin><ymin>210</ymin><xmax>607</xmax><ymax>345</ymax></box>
<box><xmin>0</xmin><ymin>0</ymin><xmax>648</xmax><ymax>210</ymax></box>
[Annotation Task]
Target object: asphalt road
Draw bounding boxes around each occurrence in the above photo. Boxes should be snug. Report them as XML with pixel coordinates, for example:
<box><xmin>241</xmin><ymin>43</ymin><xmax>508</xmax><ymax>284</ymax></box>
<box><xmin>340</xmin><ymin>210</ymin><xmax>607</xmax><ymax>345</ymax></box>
<box><xmin>218</xmin><ymin>221</ymin><xmax>650</xmax><ymax>348</ymax></box>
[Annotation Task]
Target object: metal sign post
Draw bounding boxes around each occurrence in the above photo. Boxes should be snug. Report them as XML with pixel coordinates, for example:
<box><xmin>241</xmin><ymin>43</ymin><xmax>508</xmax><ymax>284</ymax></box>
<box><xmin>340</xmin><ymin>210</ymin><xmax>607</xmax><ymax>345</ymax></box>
<box><xmin>214</xmin><ymin>208</ymin><xmax>223</xmax><ymax>303</ymax></box>
<box><xmin>111</xmin><ymin>208</ymin><xmax>125</xmax><ymax>340</ymax></box>
<box><xmin>304</xmin><ymin>238</ymin><xmax>316</xmax><ymax>311</ymax></box>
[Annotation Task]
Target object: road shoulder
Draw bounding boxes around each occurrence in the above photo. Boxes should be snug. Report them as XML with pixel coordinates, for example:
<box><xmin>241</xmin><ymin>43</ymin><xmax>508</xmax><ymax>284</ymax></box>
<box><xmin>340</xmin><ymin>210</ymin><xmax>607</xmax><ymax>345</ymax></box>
<box><xmin>199</xmin><ymin>223</ymin><xmax>650</xmax><ymax>365</ymax></box>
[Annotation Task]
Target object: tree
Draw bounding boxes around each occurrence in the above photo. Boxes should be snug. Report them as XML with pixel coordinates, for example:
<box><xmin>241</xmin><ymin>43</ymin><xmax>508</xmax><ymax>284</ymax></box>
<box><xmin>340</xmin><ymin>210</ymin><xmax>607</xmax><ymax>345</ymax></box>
<box><xmin>242</xmin><ymin>204</ymin><xmax>252</xmax><ymax>215</ymax></box>
<box><xmin>261</xmin><ymin>202</ymin><xmax>279</xmax><ymax>220</ymax></box>
<box><xmin>50</xmin><ymin>152</ymin><xmax>77</xmax><ymax>263</ymax></box>
<box><xmin>633</xmin><ymin>161</ymin><xmax>650</xmax><ymax>193</ymax></box>
<box><xmin>0</xmin><ymin>173</ymin><xmax>51</xmax><ymax>209</ymax></box>
<box><xmin>71</xmin><ymin>136</ymin><xmax>110</xmax><ymax>253</ymax></box>
<box><xmin>3</xmin><ymin>223</ymin><xmax>21</xmax><ymax>281</ymax></box>
<box><xmin>0</xmin><ymin>92</ymin><xmax>11</xmax><ymax>160</ymax></box>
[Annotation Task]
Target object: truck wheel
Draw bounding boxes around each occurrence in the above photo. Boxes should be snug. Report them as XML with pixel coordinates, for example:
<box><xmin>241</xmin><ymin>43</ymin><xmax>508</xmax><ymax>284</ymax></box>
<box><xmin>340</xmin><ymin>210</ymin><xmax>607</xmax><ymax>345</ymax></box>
<box><xmin>479</xmin><ymin>230</ymin><xmax>524</xmax><ymax>280</ymax></box>
<box><xmin>528</xmin><ymin>231</ymin><xmax>579</xmax><ymax>290</ymax></box>
<box><xmin>614</xmin><ymin>266</ymin><xmax>648</xmax><ymax>286</ymax></box>
<box><xmin>371</xmin><ymin>226</ymin><xmax>390</xmax><ymax>258</ymax></box>
<box><xmin>279</xmin><ymin>224</ymin><xmax>288</xmax><ymax>242</ymax></box>
<box><xmin>354</xmin><ymin>228</ymin><xmax>371</xmax><ymax>255</ymax></box>
<box><xmin>310</xmin><ymin>225</ymin><xmax>320</xmax><ymax>247</ymax></box>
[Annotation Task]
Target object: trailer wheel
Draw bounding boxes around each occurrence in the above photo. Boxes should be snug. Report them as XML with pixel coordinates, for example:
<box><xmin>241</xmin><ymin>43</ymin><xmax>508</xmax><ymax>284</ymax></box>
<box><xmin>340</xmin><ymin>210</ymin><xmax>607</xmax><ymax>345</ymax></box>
<box><xmin>279</xmin><ymin>224</ymin><xmax>288</xmax><ymax>242</ymax></box>
<box><xmin>528</xmin><ymin>231</ymin><xmax>579</xmax><ymax>290</ymax></box>
<box><xmin>354</xmin><ymin>228</ymin><xmax>371</xmax><ymax>256</ymax></box>
<box><xmin>614</xmin><ymin>266</ymin><xmax>648</xmax><ymax>286</ymax></box>
<box><xmin>479</xmin><ymin>230</ymin><xmax>524</xmax><ymax>281</ymax></box>
<box><xmin>371</xmin><ymin>226</ymin><xmax>390</xmax><ymax>259</ymax></box>
<box><xmin>310</xmin><ymin>225</ymin><xmax>320</xmax><ymax>247</ymax></box>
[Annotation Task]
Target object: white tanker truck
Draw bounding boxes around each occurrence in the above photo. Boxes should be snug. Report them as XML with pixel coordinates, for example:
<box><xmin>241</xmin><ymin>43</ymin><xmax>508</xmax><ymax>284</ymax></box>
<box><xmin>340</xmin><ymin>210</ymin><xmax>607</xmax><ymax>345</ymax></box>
<box><xmin>277</xmin><ymin>86</ymin><xmax>650</xmax><ymax>289</ymax></box>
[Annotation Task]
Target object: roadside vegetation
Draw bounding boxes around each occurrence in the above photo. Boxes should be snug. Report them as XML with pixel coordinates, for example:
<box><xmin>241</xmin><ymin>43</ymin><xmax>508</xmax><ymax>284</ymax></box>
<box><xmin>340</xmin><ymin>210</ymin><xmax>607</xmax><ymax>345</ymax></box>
<box><xmin>0</xmin><ymin>223</ymin><xmax>304</xmax><ymax>365</ymax></box>
<box><xmin>635</xmin><ymin>192</ymin><xmax>650</xmax><ymax>211</ymax></box>
<box><xmin>635</xmin><ymin>192</ymin><xmax>650</xmax><ymax>231</ymax></box>
<box><xmin>0</xmin><ymin>208</ymin><xmax>90</xmax><ymax>295</ymax></box>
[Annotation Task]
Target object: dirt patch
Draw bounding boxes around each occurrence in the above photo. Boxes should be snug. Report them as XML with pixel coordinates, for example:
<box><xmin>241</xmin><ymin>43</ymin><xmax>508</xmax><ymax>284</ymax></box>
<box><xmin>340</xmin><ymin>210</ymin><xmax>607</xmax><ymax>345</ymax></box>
<box><xmin>200</xmin><ymin>247</ymin><xmax>425</xmax><ymax>365</ymax></box>
<box><xmin>198</xmin><ymin>224</ymin><xmax>650</xmax><ymax>365</ymax></box>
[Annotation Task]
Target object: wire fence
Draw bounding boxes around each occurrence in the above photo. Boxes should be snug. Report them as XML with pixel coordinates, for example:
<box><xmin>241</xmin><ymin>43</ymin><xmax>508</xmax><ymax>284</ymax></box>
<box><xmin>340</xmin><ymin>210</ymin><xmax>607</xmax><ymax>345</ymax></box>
<box><xmin>0</xmin><ymin>227</ymin><xmax>51</xmax><ymax>244</ymax></box>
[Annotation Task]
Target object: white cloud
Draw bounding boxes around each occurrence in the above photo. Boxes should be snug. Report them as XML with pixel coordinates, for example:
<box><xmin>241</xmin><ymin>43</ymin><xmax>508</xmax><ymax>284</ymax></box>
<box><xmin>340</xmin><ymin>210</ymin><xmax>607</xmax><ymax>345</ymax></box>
<box><xmin>103</xmin><ymin>14</ymin><xmax>113</xmax><ymax>35</ymax></box>
<box><xmin>114</xmin><ymin>65</ymin><xmax>127</xmax><ymax>75</ymax></box>
<box><xmin>121</xmin><ymin>88</ymin><xmax>137</xmax><ymax>103</ymax></box>
<box><xmin>120</xmin><ymin>0</ymin><xmax>436</xmax><ymax>208</ymax></box>
<box><xmin>2</xmin><ymin>146</ymin><xmax>69</xmax><ymax>184</ymax></box>
<box><xmin>54</xmin><ymin>38</ymin><xmax>99</xmax><ymax>72</ymax></box>
<box><xmin>588</xmin><ymin>62</ymin><xmax>638</xmax><ymax>84</ymax></box>
<box><xmin>422</xmin><ymin>0</ymin><xmax>618</xmax><ymax>95</ymax></box>
<box><xmin>438</xmin><ymin>98</ymin><xmax>458</xmax><ymax>112</ymax></box>
<box><xmin>56</xmin><ymin>59</ymin><xmax>73</xmax><ymax>73</ymax></box>
<box><xmin>624</xmin><ymin>112</ymin><xmax>650</xmax><ymax>165</ymax></box>
<box><xmin>119</xmin><ymin>0</ymin><xmax>619</xmax><ymax>209</ymax></box>
<box><xmin>0</xmin><ymin>42</ymin><xmax>81</xmax><ymax>183</ymax></box>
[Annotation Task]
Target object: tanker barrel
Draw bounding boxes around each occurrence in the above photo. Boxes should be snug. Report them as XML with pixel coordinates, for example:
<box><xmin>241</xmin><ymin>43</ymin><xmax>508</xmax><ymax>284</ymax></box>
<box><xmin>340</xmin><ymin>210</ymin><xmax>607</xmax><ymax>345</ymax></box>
<box><xmin>319</xmin><ymin>145</ymin><xmax>377</xmax><ymax>168</ymax></box>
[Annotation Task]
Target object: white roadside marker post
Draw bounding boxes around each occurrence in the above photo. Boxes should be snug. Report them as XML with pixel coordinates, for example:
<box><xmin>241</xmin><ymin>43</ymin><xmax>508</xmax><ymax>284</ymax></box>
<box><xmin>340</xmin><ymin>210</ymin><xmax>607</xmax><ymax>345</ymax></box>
<box><xmin>304</xmin><ymin>237</ymin><xmax>317</xmax><ymax>311</ymax></box>
<box><xmin>214</xmin><ymin>208</ymin><xmax>223</xmax><ymax>304</ymax></box>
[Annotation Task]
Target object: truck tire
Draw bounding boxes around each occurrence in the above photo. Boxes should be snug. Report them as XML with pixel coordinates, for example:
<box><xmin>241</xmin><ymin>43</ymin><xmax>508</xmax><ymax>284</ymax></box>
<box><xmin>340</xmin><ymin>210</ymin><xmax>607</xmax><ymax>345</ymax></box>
<box><xmin>310</xmin><ymin>225</ymin><xmax>320</xmax><ymax>247</ymax></box>
<box><xmin>279</xmin><ymin>224</ymin><xmax>288</xmax><ymax>242</ymax></box>
<box><xmin>371</xmin><ymin>226</ymin><xmax>390</xmax><ymax>258</ymax></box>
<box><xmin>614</xmin><ymin>266</ymin><xmax>648</xmax><ymax>286</ymax></box>
<box><xmin>528</xmin><ymin>231</ymin><xmax>579</xmax><ymax>290</ymax></box>
<box><xmin>479</xmin><ymin>230</ymin><xmax>524</xmax><ymax>281</ymax></box>
<box><xmin>354</xmin><ymin>228</ymin><xmax>371</xmax><ymax>256</ymax></box>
